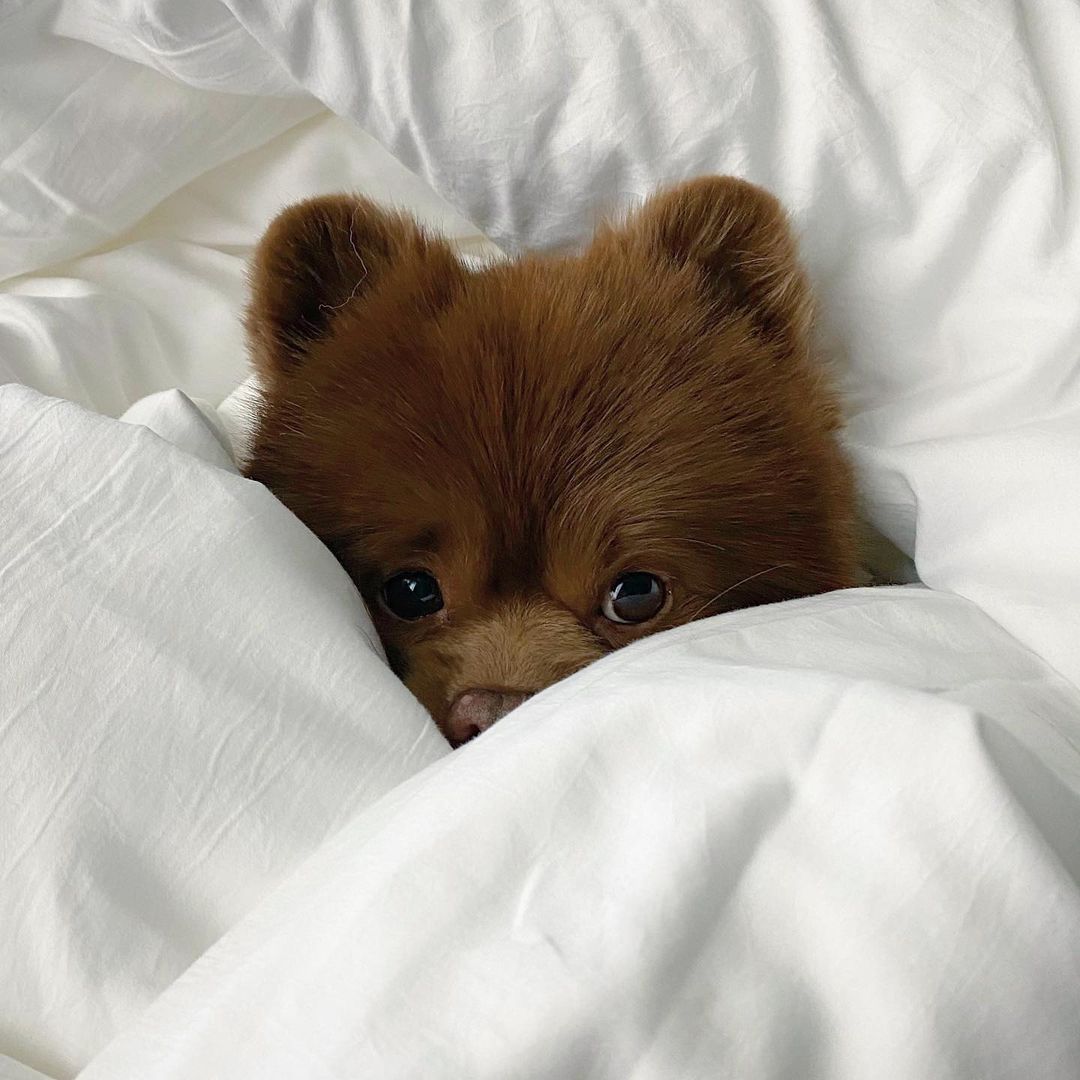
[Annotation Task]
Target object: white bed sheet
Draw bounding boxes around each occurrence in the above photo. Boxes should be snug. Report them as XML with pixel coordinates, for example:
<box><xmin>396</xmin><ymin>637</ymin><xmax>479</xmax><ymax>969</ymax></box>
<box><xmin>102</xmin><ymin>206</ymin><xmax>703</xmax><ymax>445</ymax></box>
<box><xmin>0</xmin><ymin>385</ymin><xmax>451</xmax><ymax>1077</ymax></box>
<box><xmin>1</xmin><ymin>0</ymin><xmax>499</xmax><ymax>420</ymax></box>
<box><xmin>2</xmin><ymin>2</ymin><xmax>1080</xmax><ymax>1078</ymax></box>
<box><xmin>82</xmin><ymin>586</ymin><xmax>1080</xmax><ymax>1080</ymax></box>
<box><xmin>0</xmin><ymin>106</ymin><xmax>499</xmax><ymax>418</ymax></box>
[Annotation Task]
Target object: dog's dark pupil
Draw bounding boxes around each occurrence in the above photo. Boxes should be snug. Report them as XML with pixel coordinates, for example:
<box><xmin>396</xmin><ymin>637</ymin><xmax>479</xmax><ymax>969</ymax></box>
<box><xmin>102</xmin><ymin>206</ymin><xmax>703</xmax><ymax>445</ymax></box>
<box><xmin>382</xmin><ymin>571</ymin><xmax>443</xmax><ymax>620</ymax></box>
<box><xmin>611</xmin><ymin>572</ymin><xmax>663</xmax><ymax>622</ymax></box>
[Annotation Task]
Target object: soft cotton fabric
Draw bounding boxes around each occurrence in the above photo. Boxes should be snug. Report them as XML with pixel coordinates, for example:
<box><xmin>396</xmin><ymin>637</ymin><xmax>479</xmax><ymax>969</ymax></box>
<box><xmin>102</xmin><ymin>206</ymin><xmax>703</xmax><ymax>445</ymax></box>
<box><xmin>0</xmin><ymin>386</ymin><xmax>448</xmax><ymax>1075</ymax></box>
<box><xmin>78</xmin><ymin>571</ymin><xmax>1080</xmax><ymax>1080</ymax></box>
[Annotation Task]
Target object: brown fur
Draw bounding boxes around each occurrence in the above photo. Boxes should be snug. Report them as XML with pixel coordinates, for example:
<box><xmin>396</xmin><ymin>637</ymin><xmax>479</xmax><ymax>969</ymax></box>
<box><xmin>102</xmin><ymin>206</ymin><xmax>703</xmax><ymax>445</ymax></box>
<box><xmin>244</xmin><ymin>177</ymin><xmax>859</xmax><ymax>740</ymax></box>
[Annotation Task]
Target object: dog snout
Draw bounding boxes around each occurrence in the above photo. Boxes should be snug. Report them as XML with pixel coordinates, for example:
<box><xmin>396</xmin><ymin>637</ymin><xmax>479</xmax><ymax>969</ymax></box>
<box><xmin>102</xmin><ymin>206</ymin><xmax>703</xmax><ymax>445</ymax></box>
<box><xmin>444</xmin><ymin>689</ymin><xmax>532</xmax><ymax>747</ymax></box>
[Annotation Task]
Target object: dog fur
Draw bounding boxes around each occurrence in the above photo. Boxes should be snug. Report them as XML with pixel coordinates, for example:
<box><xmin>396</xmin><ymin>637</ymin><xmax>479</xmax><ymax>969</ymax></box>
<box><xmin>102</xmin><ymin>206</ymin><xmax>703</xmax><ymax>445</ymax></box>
<box><xmin>244</xmin><ymin>177</ymin><xmax>859</xmax><ymax>744</ymax></box>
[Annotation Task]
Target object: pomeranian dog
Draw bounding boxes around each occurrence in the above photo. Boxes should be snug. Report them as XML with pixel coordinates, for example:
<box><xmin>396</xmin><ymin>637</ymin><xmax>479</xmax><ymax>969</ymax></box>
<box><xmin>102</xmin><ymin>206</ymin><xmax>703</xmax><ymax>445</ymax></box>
<box><xmin>244</xmin><ymin>177</ymin><xmax>858</xmax><ymax>746</ymax></box>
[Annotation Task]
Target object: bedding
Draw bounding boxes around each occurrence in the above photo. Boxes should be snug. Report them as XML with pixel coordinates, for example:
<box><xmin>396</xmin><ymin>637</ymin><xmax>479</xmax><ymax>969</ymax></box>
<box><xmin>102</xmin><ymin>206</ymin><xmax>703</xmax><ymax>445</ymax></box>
<box><xmin>79</xmin><ymin>587</ymin><xmax>1080</xmax><ymax>1080</ymax></box>
<box><xmin>0</xmin><ymin>385</ymin><xmax>449</xmax><ymax>1075</ymax></box>
<box><xmin>0</xmin><ymin>105</ymin><xmax>498</xmax><ymax>418</ymax></box>
<box><xmin>2</xmin><ymin>1</ymin><xmax>1080</xmax><ymax>1078</ymax></box>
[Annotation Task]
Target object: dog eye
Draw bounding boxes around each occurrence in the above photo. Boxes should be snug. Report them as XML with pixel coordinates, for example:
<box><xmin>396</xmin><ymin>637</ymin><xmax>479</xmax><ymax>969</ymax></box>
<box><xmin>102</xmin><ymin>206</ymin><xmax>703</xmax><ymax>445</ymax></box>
<box><xmin>380</xmin><ymin>570</ymin><xmax>444</xmax><ymax>620</ymax></box>
<box><xmin>602</xmin><ymin>572</ymin><xmax>666</xmax><ymax>624</ymax></box>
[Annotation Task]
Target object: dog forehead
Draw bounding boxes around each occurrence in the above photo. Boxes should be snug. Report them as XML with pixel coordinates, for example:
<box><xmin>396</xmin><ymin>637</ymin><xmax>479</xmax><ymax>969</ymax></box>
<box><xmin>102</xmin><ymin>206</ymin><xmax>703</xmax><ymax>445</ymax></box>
<box><xmin>314</xmin><ymin>250</ymin><xmax>754</xmax><ymax>565</ymax></box>
<box><xmin>324</xmin><ymin>245</ymin><xmax>722</xmax><ymax>435</ymax></box>
<box><xmin>345</xmin><ymin>348</ymin><xmax>729</xmax><ymax>545</ymax></box>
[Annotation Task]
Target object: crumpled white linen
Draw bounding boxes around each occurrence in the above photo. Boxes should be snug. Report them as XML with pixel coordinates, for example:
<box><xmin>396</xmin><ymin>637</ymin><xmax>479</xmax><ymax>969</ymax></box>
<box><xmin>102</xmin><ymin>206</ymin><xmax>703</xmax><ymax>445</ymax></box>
<box><xmin>80</xmin><ymin>574</ymin><xmax>1080</xmax><ymax>1080</ymax></box>
<box><xmin>0</xmin><ymin>385</ymin><xmax>448</xmax><ymax>1077</ymax></box>
<box><xmin>0</xmin><ymin>1</ymin><xmax>314</xmax><ymax>283</ymax></box>
<box><xmin>0</xmin><ymin>103</ymin><xmax>497</xmax><ymax>419</ymax></box>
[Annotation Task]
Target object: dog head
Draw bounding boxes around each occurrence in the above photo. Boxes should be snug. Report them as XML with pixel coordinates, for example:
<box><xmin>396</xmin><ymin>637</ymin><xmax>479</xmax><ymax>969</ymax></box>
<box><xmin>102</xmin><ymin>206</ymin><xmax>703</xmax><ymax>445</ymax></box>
<box><xmin>245</xmin><ymin>178</ymin><xmax>858</xmax><ymax>745</ymax></box>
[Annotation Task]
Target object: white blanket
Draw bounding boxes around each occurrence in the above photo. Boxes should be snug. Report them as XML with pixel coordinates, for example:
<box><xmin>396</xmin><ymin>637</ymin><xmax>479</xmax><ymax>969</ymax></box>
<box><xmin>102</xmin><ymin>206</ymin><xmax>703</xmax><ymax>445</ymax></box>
<box><xmin>3</xmin><ymin>2</ymin><xmax>1080</xmax><ymax>1078</ymax></box>
<box><xmin>0</xmin><ymin>386</ymin><xmax>450</xmax><ymax>1075</ymax></box>
<box><xmin>85</xmin><ymin>606</ymin><xmax>1080</xmax><ymax>1080</ymax></box>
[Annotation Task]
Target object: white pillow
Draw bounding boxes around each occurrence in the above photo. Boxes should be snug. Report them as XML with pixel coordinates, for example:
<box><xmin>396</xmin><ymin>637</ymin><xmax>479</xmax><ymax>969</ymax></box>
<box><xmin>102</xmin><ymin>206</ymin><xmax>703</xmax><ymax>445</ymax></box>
<box><xmin>0</xmin><ymin>385</ymin><xmax>448</xmax><ymax>1075</ymax></box>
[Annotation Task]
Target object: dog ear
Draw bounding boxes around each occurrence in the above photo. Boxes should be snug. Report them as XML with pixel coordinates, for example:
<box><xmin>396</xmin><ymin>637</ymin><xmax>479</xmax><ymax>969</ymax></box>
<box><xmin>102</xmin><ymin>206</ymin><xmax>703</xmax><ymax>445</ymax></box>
<box><xmin>607</xmin><ymin>176</ymin><xmax>813</xmax><ymax>355</ymax></box>
<box><xmin>246</xmin><ymin>194</ymin><xmax>428</xmax><ymax>378</ymax></box>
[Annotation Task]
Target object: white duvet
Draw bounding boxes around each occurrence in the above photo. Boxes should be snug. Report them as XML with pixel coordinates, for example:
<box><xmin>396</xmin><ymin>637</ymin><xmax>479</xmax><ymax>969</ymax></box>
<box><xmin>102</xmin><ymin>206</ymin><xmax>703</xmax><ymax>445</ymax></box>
<box><xmin>2</xmin><ymin>2</ymin><xmax>1080</xmax><ymax>1078</ymax></box>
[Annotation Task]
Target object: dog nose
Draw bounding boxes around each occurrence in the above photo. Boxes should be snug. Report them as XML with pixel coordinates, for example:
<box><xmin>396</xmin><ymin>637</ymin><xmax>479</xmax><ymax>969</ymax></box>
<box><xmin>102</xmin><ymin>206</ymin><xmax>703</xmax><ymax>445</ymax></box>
<box><xmin>444</xmin><ymin>689</ymin><xmax>532</xmax><ymax>747</ymax></box>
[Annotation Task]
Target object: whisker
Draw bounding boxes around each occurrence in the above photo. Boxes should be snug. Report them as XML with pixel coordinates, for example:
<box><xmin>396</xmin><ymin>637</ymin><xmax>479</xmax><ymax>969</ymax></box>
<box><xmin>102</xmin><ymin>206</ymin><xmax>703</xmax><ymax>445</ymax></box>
<box><xmin>319</xmin><ymin>203</ymin><xmax>370</xmax><ymax>314</ymax></box>
<box><xmin>318</xmin><ymin>258</ymin><xmax>368</xmax><ymax>314</ymax></box>
<box><xmin>673</xmin><ymin>537</ymin><xmax>730</xmax><ymax>554</ymax></box>
<box><xmin>688</xmin><ymin>562</ymin><xmax>792</xmax><ymax>622</ymax></box>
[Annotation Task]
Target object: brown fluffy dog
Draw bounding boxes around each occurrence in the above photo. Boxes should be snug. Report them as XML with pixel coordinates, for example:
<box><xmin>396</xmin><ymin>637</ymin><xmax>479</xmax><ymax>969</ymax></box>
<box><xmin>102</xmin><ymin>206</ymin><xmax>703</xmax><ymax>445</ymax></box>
<box><xmin>244</xmin><ymin>177</ymin><xmax>858</xmax><ymax>746</ymax></box>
